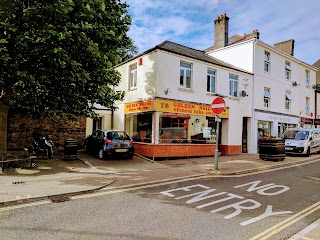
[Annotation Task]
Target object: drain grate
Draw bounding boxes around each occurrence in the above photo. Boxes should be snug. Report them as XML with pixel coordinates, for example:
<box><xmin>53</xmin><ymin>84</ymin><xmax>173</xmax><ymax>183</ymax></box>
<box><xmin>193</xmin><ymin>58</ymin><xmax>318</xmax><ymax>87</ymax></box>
<box><xmin>12</xmin><ymin>181</ymin><xmax>26</xmax><ymax>185</ymax></box>
<box><xmin>49</xmin><ymin>196</ymin><xmax>71</xmax><ymax>203</ymax></box>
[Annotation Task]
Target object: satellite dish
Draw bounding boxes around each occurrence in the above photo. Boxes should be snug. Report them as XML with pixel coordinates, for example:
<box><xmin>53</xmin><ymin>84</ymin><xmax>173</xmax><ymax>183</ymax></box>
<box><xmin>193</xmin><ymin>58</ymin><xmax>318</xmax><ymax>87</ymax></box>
<box><xmin>241</xmin><ymin>90</ymin><xmax>247</xmax><ymax>97</ymax></box>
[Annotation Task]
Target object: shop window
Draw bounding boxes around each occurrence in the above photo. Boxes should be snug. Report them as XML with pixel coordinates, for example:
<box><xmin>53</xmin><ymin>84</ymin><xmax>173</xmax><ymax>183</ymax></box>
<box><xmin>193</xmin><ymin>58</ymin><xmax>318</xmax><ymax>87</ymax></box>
<box><xmin>159</xmin><ymin>113</ymin><xmax>189</xmax><ymax>143</ymax></box>
<box><xmin>130</xmin><ymin>113</ymin><xmax>152</xmax><ymax>143</ymax></box>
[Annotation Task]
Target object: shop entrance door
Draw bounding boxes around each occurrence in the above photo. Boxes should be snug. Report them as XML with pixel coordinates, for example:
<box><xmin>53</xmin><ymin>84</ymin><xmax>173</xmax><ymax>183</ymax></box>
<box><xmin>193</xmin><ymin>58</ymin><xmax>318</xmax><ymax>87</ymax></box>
<box><xmin>242</xmin><ymin>117</ymin><xmax>248</xmax><ymax>153</ymax></box>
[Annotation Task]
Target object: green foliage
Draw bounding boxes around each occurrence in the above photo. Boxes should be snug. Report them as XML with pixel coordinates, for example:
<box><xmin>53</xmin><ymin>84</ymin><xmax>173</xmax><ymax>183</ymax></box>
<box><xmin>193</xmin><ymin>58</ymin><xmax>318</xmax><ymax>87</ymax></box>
<box><xmin>0</xmin><ymin>0</ymin><xmax>134</xmax><ymax>119</ymax></box>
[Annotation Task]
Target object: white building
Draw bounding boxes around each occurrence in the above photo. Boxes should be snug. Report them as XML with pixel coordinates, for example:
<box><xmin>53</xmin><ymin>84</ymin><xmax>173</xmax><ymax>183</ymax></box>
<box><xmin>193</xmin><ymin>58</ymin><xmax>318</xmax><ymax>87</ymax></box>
<box><xmin>205</xmin><ymin>13</ymin><xmax>318</xmax><ymax>153</ymax></box>
<box><xmin>110</xmin><ymin>41</ymin><xmax>254</xmax><ymax>157</ymax></box>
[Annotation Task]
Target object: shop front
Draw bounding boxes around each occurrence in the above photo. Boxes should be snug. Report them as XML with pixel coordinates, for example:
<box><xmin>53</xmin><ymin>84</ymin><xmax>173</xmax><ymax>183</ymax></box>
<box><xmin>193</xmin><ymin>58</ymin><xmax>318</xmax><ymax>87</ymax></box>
<box><xmin>124</xmin><ymin>98</ymin><xmax>229</xmax><ymax>159</ymax></box>
<box><xmin>254</xmin><ymin>111</ymin><xmax>299</xmax><ymax>153</ymax></box>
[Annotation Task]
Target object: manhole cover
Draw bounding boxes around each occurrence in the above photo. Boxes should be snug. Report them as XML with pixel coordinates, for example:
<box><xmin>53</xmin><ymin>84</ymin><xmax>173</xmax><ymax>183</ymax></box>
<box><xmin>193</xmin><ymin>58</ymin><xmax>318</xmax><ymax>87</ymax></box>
<box><xmin>12</xmin><ymin>181</ymin><xmax>26</xmax><ymax>185</ymax></box>
<box><xmin>49</xmin><ymin>196</ymin><xmax>71</xmax><ymax>203</ymax></box>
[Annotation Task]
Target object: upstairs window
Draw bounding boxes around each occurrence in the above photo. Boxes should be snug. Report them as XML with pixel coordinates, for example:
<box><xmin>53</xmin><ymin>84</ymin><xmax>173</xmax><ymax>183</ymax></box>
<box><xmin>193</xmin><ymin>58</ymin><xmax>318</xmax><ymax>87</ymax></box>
<box><xmin>285</xmin><ymin>90</ymin><xmax>293</xmax><ymax>110</ymax></box>
<box><xmin>305</xmin><ymin>97</ymin><xmax>310</xmax><ymax>114</ymax></box>
<box><xmin>129</xmin><ymin>63</ymin><xmax>137</xmax><ymax>89</ymax></box>
<box><xmin>180</xmin><ymin>62</ymin><xmax>192</xmax><ymax>89</ymax></box>
<box><xmin>305</xmin><ymin>70</ymin><xmax>310</xmax><ymax>87</ymax></box>
<box><xmin>285</xmin><ymin>61</ymin><xmax>291</xmax><ymax>80</ymax></box>
<box><xmin>207</xmin><ymin>69</ymin><xmax>216</xmax><ymax>93</ymax></box>
<box><xmin>264</xmin><ymin>88</ymin><xmax>271</xmax><ymax>108</ymax></box>
<box><xmin>264</xmin><ymin>51</ymin><xmax>270</xmax><ymax>72</ymax></box>
<box><xmin>229</xmin><ymin>74</ymin><xmax>238</xmax><ymax>97</ymax></box>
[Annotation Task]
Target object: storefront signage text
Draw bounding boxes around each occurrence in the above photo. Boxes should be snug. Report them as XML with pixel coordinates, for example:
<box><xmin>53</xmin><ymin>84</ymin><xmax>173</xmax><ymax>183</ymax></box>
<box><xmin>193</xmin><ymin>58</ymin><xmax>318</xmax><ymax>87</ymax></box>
<box><xmin>156</xmin><ymin>99</ymin><xmax>229</xmax><ymax>118</ymax></box>
<box><xmin>300</xmin><ymin>117</ymin><xmax>313</xmax><ymax>124</ymax></box>
<box><xmin>124</xmin><ymin>100</ymin><xmax>154</xmax><ymax>113</ymax></box>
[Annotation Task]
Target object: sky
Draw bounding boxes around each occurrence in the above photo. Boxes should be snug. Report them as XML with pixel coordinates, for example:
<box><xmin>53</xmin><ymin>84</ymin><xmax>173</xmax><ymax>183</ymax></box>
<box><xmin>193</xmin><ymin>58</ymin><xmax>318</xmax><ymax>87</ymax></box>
<box><xmin>126</xmin><ymin>0</ymin><xmax>320</xmax><ymax>66</ymax></box>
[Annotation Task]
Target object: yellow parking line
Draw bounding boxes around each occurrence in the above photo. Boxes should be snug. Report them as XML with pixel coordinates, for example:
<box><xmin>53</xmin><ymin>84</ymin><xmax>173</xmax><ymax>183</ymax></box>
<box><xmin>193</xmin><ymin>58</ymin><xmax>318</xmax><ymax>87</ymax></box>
<box><xmin>0</xmin><ymin>200</ymin><xmax>51</xmax><ymax>212</ymax></box>
<box><xmin>249</xmin><ymin>201</ymin><xmax>320</xmax><ymax>240</ymax></box>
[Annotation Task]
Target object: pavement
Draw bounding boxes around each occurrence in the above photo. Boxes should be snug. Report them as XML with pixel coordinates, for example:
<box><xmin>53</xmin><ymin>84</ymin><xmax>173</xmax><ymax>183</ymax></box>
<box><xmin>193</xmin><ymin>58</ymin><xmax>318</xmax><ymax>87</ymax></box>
<box><xmin>1</xmin><ymin>150</ymin><xmax>319</xmax><ymax>239</ymax></box>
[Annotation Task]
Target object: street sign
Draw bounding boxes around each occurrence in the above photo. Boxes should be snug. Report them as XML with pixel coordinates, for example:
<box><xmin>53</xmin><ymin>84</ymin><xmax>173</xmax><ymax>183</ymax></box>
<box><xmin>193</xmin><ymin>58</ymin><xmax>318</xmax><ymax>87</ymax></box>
<box><xmin>212</xmin><ymin>97</ymin><xmax>226</xmax><ymax>115</ymax></box>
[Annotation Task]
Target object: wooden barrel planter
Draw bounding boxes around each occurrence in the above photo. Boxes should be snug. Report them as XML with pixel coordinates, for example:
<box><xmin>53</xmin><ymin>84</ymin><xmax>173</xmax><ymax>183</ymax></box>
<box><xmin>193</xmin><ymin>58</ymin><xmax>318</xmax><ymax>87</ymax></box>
<box><xmin>258</xmin><ymin>139</ymin><xmax>285</xmax><ymax>161</ymax></box>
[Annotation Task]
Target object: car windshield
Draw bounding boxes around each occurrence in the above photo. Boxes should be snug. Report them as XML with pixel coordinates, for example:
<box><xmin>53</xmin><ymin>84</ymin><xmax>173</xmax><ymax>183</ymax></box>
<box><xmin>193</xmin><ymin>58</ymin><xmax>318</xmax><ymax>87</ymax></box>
<box><xmin>282</xmin><ymin>130</ymin><xmax>309</xmax><ymax>140</ymax></box>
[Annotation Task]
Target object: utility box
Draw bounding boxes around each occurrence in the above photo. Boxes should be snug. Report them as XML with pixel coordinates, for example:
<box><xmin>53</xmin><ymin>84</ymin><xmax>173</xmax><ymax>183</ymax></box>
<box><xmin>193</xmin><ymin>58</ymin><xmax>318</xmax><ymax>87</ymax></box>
<box><xmin>64</xmin><ymin>138</ymin><xmax>78</xmax><ymax>160</ymax></box>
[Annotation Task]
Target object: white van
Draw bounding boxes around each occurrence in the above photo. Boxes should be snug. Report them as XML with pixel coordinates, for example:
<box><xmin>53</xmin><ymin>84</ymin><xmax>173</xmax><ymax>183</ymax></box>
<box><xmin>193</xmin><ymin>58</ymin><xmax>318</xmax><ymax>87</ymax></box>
<box><xmin>282</xmin><ymin>128</ymin><xmax>320</xmax><ymax>156</ymax></box>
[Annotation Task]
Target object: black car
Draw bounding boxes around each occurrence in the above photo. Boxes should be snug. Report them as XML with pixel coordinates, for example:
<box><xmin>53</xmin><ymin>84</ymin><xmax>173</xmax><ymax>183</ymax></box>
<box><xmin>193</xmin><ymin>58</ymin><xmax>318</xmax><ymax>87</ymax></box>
<box><xmin>84</xmin><ymin>129</ymin><xmax>134</xmax><ymax>159</ymax></box>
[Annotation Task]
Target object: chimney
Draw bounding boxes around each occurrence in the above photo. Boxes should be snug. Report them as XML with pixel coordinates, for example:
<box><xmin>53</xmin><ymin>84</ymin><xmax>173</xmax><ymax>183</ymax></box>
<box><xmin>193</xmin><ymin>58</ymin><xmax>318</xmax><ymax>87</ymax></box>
<box><xmin>251</xmin><ymin>29</ymin><xmax>260</xmax><ymax>39</ymax></box>
<box><xmin>274</xmin><ymin>39</ymin><xmax>295</xmax><ymax>56</ymax></box>
<box><xmin>214</xmin><ymin>13</ymin><xmax>229</xmax><ymax>49</ymax></box>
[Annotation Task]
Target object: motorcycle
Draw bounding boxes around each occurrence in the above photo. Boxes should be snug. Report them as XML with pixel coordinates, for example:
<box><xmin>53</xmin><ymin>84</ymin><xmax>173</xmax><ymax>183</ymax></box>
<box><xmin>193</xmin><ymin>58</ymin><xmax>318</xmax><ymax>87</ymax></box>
<box><xmin>30</xmin><ymin>132</ymin><xmax>54</xmax><ymax>158</ymax></box>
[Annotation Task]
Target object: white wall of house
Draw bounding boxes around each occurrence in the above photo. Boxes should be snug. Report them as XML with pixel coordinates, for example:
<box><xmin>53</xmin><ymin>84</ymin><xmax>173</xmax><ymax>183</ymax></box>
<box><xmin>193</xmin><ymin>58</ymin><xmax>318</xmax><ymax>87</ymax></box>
<box><xmin>114</xmin><ymin>49</ymin><xmax>254</xmax><ymax>150</ymax></box>
<box><xmin>206</xmin><ymin>40</ymin><xmax>254</xmax><ymax>73</ymax></box>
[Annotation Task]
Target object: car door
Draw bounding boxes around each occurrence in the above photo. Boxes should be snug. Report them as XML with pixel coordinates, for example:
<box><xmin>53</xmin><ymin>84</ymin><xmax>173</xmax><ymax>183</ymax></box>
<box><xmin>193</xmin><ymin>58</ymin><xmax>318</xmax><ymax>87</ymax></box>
<box><xmin>86</xmin><ymin>130</ymin><xmax>97</xmax><ymax>152</ymax></box>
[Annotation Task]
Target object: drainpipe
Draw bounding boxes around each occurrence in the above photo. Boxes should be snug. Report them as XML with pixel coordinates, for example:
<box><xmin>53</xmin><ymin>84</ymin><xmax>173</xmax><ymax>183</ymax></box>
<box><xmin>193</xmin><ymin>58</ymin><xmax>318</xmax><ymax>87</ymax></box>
<box><xmin>315</xmin><ymin>88</ymin><xmax>317</xmax><ymax>127</ymax></box>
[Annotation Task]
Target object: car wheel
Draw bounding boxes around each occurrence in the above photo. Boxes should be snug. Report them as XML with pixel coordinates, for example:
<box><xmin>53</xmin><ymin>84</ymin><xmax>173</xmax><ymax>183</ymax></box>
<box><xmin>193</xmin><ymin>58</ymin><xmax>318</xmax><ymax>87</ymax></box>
<box><xmin>306</xmin><ymin>147</ymin><xmax>311</xmax><ymax>157</ymax></box>
<box><xmin>98</xmin><ymin>149</ymin><xmax>105</xmax><ymax>160</ymax></box>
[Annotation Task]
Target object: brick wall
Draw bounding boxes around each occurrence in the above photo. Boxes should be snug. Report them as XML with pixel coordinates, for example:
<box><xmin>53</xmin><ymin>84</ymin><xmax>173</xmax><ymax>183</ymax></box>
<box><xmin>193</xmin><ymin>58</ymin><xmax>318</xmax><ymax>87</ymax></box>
<box><xmin>134</xmin><ymin>143</ymin><xmax>242</xmax><ymax>159</ymax></box>
<box><xmin>7</xmin><ymin>112</ymin><xmax>86</xmax><ymax>151</ymax></box>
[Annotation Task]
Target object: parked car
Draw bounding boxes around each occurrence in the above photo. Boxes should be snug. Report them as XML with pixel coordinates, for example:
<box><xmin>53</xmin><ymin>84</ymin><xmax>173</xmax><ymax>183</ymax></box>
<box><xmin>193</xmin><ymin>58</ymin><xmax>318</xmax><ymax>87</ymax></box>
<box><xmin>282</xmin><ymin>128</ymin><xmax>320</xmax><ymax>156</ymax></box>
<box><xmin>84</xmin><ymin>129</ymin><xmax>134</xmax><ymax>159</ymax></box>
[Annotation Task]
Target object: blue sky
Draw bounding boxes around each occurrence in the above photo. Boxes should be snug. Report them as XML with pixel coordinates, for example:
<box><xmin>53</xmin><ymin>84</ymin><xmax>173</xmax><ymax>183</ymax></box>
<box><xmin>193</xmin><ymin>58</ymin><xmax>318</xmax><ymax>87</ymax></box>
<box><xmin>126</xmin><ymin>0</ymin><xmax>320</xmax><ymax>65</ymax></box>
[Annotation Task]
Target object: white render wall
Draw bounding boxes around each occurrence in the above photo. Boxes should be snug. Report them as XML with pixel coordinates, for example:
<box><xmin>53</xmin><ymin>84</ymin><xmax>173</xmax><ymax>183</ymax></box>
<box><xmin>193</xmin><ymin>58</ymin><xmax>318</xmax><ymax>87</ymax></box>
<box><xmin>207</xmin><ymin>40</ymin><xmax>254</xmax><ymax>73</ymax></box>
<box><xmin>115</xmin><ymin>50</ymin><xmax>253</xmax><ymax>148</ymax></box>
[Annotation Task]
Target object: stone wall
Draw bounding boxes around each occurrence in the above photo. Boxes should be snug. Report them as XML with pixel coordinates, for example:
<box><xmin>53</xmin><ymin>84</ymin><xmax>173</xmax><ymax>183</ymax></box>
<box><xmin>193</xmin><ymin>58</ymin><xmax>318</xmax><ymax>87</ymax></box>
<box><xmin>7</xmin><ymin>112</ymin><xmax>86</xmax><ymax>151</ymax></box>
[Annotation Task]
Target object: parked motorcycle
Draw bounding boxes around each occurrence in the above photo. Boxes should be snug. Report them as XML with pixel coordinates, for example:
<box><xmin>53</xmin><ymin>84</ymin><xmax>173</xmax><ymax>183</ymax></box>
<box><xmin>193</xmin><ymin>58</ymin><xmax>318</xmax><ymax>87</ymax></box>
<box><xmin>29</xmin><ymin>132</ymin><xmax>54</xmax><ymax>158</ymax></box>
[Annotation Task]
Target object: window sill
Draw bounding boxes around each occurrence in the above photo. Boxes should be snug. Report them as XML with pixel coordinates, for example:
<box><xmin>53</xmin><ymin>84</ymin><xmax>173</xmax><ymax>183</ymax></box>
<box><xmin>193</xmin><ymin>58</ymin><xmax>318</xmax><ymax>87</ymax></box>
<box><xmin>206</xmin><ymin>92</ymin><xmax>217</xmax><ymax>96</ymax></box>
<box><xmin>128</xmin><ymin>87</ymin><xmax>137</xmax><ymax>91</ymax></box>
<box><xmin>178</xmin><ymin>87</ymin><xmax>193</xmax><ymax>93</ymax></box>
<box><xmin>228</xmin><ymin>96</ymin><xmax>238</xmax><ymax>100</ymax></box>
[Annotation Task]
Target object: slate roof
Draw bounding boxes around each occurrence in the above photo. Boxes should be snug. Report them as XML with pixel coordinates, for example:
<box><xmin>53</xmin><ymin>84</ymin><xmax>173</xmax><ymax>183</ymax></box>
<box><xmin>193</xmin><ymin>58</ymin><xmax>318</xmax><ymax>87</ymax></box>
<box><xmin>119</xmin><ymin>40</ymin><xmax>252</xmax><ymax>75</ymax></box>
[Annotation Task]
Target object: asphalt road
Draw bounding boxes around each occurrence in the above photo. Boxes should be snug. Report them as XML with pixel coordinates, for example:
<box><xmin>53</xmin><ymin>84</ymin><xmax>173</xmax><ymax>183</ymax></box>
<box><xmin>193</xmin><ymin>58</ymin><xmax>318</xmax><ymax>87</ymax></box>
<box><xmin>0</xmin><ymin>161</ymin><xmax>319</xmax><ymax>240</ymax></box>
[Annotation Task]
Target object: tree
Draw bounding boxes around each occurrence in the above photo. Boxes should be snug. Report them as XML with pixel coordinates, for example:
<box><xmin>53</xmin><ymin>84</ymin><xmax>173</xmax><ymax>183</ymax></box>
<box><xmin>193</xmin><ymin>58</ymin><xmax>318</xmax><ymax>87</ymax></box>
<box><xmin>0</xmin><ymin>0</ymin><xmax>134</xmax><ymax>155</ymax></box>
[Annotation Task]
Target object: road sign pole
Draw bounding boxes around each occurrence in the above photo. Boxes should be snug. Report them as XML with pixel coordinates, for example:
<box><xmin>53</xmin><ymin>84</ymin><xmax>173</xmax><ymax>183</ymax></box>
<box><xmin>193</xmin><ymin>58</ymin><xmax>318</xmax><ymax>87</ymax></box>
<box><xmin>211</xmin><ymin>97</ymin><xmax>225</xmax><ymax>171</ymax></box>
<box><xmin>214</xmin><ymin>116</ymin><xmax>220</xmax><ymax>170</ymax></box>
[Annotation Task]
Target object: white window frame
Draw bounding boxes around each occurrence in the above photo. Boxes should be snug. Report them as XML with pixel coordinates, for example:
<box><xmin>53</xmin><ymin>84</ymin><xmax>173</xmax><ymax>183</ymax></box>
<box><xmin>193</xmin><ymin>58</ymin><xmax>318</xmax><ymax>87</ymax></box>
<box><xmin>285</xmin><ymin>61</ymin><xmax>291</xmax><ymax>81</ymax></box>
<box><xmin>207</xmin><ymin>69</ymin><xmax>216</xmax><ymax>93</ymax></box>
<box><xmin>229</xmin><ymin>74</ymin><xmax>238</xmax><ymax>97</ymax></box>
<box><xmin>180</xmin><ymin>61</ymin><xmax>192</xmax><ymax>89</ymax></box>
<box><xmin>285</xmin><ymin>90</ymin><xmax>293</xmax><ymax>110</ymax></box>
<box><xmin>305</xmin><ymin>70</ymin><xmax>310</xmax><ymax>87</ymax></box>
<box><xmin>305</xmin><ymin>97</ymin><xmax>310</xmax><ymax>114</ymax></box>
<box><xmin>129</xmin><ymin>63</ymin><xmax>137</xmax><ymax>89</ymax></box>
<box><xmin>264</xmin><ymin>51</ymin><xmax>270</xmax><ymax>73</ymax></box>
<box><xmin>264</xmin><ymin>88</ymin><xmax>271</xmax><ymax>108</ymax></box>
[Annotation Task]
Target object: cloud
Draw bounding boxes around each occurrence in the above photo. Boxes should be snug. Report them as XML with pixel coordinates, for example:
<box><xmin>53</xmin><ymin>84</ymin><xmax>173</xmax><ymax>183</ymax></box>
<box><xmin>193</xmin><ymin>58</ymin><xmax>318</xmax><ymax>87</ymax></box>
<box><xmin>126</xmin><ymin>0</ymin><xmax>320</xmax><ymax>64</ymax></box>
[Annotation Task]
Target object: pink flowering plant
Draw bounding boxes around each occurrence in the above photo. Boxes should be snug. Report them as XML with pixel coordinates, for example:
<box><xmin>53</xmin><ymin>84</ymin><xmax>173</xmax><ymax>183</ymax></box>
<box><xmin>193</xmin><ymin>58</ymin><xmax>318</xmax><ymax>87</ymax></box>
<box><xmin>259</xmin><ymin>135</ymin><xmax>281</xmax><ymax>142</ymax></box>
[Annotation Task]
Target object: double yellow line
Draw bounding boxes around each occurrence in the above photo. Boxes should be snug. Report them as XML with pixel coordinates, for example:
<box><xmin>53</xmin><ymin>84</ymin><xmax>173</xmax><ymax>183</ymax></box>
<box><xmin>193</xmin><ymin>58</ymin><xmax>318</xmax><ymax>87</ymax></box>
<box><xmin>249</xmin><ymin>201</ymin><xmax>320</xmax><ymax>240</ymax></box>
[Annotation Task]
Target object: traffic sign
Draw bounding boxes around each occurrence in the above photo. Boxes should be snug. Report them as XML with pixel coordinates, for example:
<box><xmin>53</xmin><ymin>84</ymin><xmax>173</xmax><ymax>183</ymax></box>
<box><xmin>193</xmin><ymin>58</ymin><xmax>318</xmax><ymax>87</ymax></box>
<box><xmin>212</xmin><ymin>97</ymin><xmax>226</xmax><ymax>114</ymax></box>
